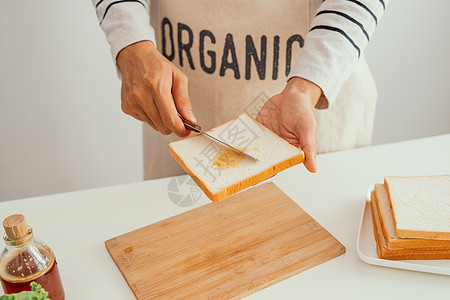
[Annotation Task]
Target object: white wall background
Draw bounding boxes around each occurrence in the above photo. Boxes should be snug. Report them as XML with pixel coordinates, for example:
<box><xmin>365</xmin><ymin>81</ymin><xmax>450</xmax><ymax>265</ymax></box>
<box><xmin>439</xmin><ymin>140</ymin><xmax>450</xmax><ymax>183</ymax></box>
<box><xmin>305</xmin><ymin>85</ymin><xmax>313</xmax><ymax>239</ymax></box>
<box><xmin>1</xmin><ymin>1</ymin><xmax>449</xmax><ymax>202</ymax></box>
<box><xmin>365</xmin><ymin>0</ymin><xmax>450</xmax><ymax>145</ymax></box>
<box><xmin>0</xmin><ymin>1</ymin><xmax>142</xmax><ymax>202</ymax></box>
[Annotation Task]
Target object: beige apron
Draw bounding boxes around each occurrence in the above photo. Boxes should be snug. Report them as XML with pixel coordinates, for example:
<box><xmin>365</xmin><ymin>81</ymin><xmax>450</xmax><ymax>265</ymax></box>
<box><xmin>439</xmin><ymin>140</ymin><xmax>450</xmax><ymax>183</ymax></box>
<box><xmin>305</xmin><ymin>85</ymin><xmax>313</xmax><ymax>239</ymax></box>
<box><xmin>144</xmin><ymin>0</ymin><xmax>377</xmax><ymax>180</ymax></box>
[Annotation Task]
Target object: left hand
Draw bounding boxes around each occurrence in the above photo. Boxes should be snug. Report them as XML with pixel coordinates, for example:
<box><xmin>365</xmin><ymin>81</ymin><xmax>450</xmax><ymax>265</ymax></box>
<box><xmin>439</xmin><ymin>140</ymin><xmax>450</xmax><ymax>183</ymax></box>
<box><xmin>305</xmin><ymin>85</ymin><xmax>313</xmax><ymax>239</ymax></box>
<box><xmin>256</xmin><ymin>77</ymin><xmax>321</xmax><ymax>173</ymax></box>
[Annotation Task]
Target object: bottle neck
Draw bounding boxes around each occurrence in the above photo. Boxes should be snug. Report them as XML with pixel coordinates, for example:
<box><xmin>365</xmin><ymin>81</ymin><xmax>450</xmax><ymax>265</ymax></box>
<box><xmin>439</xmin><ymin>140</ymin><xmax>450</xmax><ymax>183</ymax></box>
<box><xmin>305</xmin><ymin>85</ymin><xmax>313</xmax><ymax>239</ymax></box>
<box><xmin>3</xmin><ymin>227</ymin><xmax>34</xmax><ymax>249</ymax></box>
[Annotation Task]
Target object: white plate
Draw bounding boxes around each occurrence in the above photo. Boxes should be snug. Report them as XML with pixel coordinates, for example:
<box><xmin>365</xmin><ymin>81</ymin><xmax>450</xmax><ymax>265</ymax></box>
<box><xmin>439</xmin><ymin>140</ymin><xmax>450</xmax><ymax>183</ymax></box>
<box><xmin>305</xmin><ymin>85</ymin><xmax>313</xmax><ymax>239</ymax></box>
<box><xmin>356</xmin><ymin>185</ymin><xmax>450</xmax><ymax>276</ymax></box>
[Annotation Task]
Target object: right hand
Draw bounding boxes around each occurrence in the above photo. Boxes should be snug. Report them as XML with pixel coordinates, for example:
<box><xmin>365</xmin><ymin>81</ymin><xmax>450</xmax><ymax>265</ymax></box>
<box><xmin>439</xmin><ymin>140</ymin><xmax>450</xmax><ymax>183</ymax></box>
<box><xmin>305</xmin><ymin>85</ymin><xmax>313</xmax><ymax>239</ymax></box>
<box><xmin>117</xmin><ymin>40</ymin><xmax>196</xmax><ymax>137</ymax></box>
<box><xmin>256</xmin><ymin>77</ymin><xmax>320</xmax><ymax>173</ymax></box>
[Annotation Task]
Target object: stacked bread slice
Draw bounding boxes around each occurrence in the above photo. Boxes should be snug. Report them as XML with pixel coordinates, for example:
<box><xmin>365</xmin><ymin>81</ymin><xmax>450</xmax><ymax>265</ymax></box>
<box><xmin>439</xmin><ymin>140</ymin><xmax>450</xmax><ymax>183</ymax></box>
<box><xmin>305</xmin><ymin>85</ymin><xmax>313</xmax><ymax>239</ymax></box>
<box><xmin>370</xmin><ymin>175</ymin><xmax>450</xmax><ymax>260</ymax></box>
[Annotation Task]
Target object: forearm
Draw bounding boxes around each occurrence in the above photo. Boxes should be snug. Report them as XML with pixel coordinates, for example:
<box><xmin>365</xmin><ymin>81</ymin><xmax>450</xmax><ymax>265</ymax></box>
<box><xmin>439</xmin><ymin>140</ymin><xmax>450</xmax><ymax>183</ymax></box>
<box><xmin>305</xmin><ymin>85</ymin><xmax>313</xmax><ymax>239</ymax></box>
<box><xmin>289</xmin><ymin>0</ymin><xmax>390</xmax><ymax>108</ymax></box>
<box><xmin>92</xmin><ymin>0</ymin><xmax>155</xmax><ymax>63</ymax></box>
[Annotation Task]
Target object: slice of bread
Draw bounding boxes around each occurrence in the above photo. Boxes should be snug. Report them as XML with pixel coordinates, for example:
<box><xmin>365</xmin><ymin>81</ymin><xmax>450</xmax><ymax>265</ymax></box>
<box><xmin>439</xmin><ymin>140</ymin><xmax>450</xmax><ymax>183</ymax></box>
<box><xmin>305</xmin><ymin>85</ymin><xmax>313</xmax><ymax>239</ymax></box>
<box><xmin>373</xmin><ymin>184</ymin><xmax>450</xmax><ymax>249</ymax></box>
<box><xmin>370</xmin><ymin>192</ymin><xmax>450</xmax><ymax>260</ymax></box>
<box><xmin>384</xmin><ymin>175</ymin><xmax>450</xmax><ymax>240</ymax></box>
<box><xmin>169</xmin><ymin>113</ymin><xmax>304</xmax><ymax>202</ymax></box>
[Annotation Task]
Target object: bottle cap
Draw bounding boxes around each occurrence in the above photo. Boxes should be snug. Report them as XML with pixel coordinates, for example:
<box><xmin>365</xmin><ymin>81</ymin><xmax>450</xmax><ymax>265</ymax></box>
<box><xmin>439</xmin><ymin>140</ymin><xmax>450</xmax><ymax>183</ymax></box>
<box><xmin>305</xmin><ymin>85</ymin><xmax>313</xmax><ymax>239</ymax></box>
<box><xmin>3</xmin><ymin>214</ymin><xmax>29</xmax><ymax>240</ymax></box>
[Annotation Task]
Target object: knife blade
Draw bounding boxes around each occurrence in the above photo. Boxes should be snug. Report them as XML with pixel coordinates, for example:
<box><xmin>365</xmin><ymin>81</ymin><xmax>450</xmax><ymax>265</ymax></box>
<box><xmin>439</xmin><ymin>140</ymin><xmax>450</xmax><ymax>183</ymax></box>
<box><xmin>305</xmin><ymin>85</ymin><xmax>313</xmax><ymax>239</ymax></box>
<box><xmin>179</xmin><ymin>115</ymin><xmax>258</xmax><ymax>161</ymax></box>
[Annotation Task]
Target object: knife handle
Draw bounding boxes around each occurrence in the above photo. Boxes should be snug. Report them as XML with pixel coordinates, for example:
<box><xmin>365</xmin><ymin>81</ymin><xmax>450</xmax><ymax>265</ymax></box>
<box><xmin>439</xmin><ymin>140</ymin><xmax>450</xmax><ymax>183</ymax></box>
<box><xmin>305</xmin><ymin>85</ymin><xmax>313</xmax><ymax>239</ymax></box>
<box><xmin>179</xmin><ymin>115</ymin><xmax>201</xmax><ymax>132</ymax></box>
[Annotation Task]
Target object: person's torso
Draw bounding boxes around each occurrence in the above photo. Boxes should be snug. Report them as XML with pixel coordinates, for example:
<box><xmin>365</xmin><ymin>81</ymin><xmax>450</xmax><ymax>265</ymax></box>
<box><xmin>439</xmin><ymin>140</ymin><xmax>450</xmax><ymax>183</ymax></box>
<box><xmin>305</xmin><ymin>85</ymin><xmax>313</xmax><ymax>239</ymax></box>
<box><xmin>143</xmin><ymin>0</ymin><xmax>378</xmax><ymax>180</ymax></box>
<box><xmin>150</xmin><ymin>0</ymin><xmax>323</xmax><ymax>128</ymax></box>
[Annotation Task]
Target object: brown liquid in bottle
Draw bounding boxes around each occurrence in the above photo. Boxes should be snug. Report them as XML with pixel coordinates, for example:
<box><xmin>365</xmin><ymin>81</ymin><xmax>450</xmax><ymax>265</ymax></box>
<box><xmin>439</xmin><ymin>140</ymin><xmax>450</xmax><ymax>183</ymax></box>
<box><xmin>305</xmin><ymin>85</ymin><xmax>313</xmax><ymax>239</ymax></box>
<box><xmin>1</xmin><ymin>214</ymin><xmax>65</xmax><ymax>299</ymax></box>
<box><xmin>0</xmin><ymin>252</ymin><xmax>64</xmax><ymax>299</ymax></box>
<box><xmin>0</xmin><ymin>247</ymin><xmax>64</xmax><ymax>300</ymax></box>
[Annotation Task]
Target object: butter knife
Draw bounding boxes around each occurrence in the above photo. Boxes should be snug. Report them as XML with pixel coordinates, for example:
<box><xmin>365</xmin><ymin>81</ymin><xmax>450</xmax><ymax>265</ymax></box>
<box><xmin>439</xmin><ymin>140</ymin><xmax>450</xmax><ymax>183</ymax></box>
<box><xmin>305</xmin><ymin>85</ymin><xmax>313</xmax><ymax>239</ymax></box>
<box><xmin>179</xmin><ymin>115</ymin><xmax>258</xmax><ymax>161</ymax></box>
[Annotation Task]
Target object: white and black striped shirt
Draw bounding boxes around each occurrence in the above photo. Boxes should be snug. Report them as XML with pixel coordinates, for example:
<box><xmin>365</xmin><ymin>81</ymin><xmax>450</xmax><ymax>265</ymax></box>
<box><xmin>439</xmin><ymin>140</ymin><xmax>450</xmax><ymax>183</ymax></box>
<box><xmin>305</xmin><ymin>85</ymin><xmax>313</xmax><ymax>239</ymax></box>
<box><xmin>93</xmin><ymin>0</ymin><xmax>388</xmax><ymax>107</ymax></box>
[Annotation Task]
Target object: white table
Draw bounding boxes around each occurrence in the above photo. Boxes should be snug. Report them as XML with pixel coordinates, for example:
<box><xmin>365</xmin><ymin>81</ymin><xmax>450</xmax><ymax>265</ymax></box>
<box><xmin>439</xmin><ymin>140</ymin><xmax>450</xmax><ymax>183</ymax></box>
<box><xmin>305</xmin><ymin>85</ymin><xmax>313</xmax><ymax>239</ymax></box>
<box><xmin>1</xmin><ymin>135</ymin><xmax>449</xmax><ymax>299</ymax></box>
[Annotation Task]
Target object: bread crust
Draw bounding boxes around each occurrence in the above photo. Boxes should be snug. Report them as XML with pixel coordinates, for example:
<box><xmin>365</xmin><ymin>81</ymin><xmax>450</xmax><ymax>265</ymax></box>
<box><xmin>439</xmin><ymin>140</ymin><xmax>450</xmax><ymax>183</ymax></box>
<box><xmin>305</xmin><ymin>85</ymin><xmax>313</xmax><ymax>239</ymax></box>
<box><xmin>384</xmin><ymin>176</ymin><xmax>450</xmax><ymax>241</ymax></box>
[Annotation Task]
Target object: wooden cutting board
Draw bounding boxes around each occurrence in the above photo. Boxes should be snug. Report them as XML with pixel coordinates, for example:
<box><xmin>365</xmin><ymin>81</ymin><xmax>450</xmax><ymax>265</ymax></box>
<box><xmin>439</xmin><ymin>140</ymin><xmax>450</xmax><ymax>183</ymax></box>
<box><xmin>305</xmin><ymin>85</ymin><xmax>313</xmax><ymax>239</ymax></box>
<box><xmin>105</xmin><ymin>182</ymin><xmax>345</xmax><ymax>299</ymax></box>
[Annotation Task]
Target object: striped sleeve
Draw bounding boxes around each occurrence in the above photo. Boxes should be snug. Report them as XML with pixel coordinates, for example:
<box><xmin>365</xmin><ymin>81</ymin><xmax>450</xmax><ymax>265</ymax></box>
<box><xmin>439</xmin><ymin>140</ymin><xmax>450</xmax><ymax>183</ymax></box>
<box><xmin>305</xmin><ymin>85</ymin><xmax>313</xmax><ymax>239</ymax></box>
<box><xmin>288</xmin><ymin>0</ymin><xmax>389</xmax><ymax>109</ymax></box>
<box><xmin>92</xmin><ymin>0</ymin><xmax>155</xmax><ymax>62</ymax></box>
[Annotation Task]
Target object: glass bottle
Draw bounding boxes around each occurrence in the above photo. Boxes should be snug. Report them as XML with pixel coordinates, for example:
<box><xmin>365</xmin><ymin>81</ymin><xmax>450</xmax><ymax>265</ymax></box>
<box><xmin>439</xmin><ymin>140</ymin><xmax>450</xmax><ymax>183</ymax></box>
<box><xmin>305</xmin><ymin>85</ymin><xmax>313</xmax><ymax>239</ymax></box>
<box><xmin>0</xmin><ymin>214</ymin><xmax>65</xmax><ymax>299</ymax></box>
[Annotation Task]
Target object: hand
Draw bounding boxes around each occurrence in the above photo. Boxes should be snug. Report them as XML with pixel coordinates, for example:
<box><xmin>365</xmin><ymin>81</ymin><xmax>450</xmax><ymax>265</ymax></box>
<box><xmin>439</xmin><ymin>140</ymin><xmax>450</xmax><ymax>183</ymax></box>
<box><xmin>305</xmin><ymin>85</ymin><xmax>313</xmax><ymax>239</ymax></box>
<box><xmin>117</xmin><ymin>41</ymin><xmax>196</xmax><ymax>137</ymax></box>
<box><xmin>256</xmin><ymin>77</ymin><xmax>321</xmax><ymax>173</ymax></box>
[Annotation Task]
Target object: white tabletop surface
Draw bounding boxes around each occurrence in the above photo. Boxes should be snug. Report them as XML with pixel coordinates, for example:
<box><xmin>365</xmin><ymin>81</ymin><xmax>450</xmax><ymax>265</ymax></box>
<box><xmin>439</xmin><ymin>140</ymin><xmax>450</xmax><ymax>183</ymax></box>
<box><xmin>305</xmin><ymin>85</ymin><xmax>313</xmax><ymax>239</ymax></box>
<box><xmin>1</xmin><ymin>135</ymin><xmax>449</xmax><ymax>299</ymax></box>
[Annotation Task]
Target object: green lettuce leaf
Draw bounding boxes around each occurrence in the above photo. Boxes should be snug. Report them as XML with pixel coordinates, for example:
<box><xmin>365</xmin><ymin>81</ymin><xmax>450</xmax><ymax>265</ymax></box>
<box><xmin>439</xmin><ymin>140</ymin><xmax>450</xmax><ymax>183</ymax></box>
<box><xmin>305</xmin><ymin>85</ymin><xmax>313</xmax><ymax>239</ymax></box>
<box><xmin>0</xmin><ymin>282</ymin><xmax>49</xmax><ymax>300</ymax></box>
